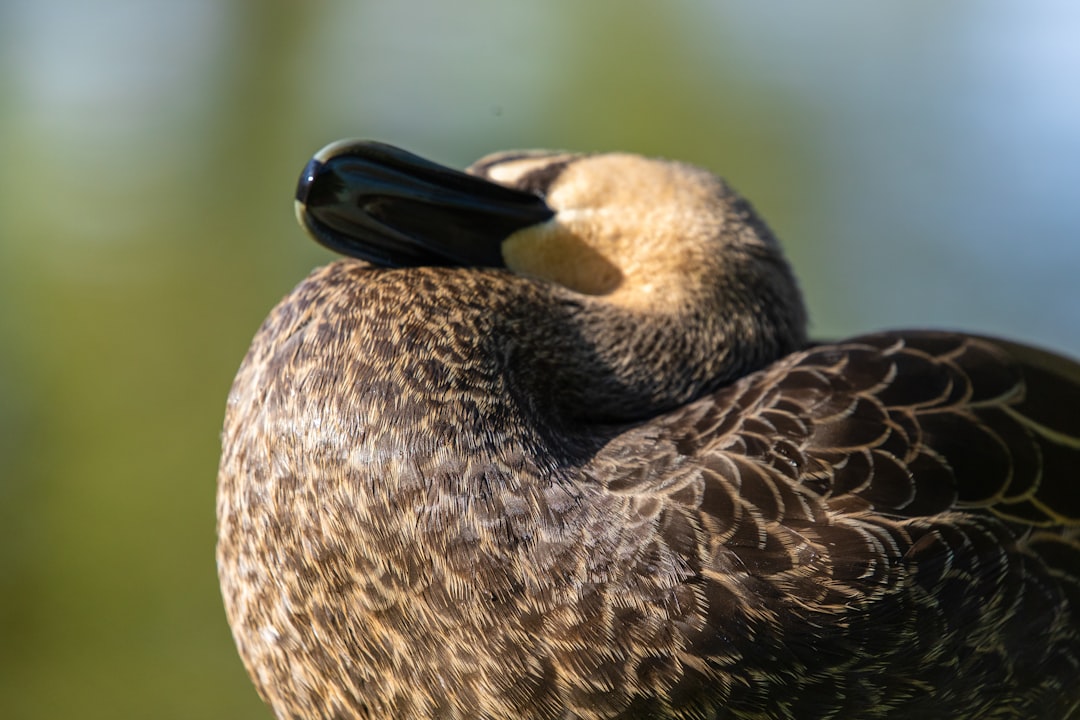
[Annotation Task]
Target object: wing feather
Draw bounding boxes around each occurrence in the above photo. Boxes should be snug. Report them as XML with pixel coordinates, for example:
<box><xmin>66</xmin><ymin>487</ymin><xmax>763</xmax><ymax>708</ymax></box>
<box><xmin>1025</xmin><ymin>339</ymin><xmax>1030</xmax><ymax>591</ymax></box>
<box><xmin>575</xmin><ymin>330</ymin><xmax>1079</xmax><ymax>715</ymax></box>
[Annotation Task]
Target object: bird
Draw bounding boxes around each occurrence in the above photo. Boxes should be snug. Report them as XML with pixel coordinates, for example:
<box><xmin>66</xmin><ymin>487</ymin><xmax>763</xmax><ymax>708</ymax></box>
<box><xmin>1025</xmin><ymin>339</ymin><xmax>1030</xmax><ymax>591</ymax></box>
<box><xmin>216</xmin><ymin>140</ymin><xmax>1080</xmax><ymax>720</ymax></box>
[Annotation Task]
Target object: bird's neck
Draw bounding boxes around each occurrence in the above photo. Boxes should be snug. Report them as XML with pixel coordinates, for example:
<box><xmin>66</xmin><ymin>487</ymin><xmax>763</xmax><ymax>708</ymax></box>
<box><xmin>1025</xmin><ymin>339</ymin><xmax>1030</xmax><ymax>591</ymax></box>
<box><xmin>269</xmin><ymin>260</ymin><xmax>805</xmax><ymax>491</ymax></box>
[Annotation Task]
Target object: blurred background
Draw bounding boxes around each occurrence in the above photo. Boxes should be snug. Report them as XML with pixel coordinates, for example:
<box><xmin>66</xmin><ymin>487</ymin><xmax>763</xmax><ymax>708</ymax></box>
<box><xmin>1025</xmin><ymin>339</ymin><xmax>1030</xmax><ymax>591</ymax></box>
<box><xmin>1</xmin><ymin>1</ymin><xmax>1077</xmax><ymax>718</ymax></box>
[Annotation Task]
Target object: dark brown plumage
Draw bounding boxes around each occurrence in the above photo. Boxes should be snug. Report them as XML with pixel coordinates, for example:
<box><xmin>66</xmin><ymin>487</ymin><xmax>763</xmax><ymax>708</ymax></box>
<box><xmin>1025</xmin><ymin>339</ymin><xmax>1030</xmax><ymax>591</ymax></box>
<box><xmin>217</xmin><ymin>141</ymin><xmax>1080</xmax><ymax>719</ymax></box>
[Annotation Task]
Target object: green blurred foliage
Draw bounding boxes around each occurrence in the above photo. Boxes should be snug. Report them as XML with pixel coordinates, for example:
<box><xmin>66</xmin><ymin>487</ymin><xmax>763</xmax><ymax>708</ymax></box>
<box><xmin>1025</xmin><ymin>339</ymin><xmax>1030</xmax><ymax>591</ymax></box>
<box><xmin>0</xmin><ymin>1</ymin><xmax>1076</xmax><ymax>718</ymax></box>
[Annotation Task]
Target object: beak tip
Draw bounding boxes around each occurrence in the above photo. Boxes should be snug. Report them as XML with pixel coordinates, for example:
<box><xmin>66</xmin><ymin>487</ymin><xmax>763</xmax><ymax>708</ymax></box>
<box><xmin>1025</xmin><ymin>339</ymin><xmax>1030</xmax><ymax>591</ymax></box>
<box><xmin>296</xmin><ymin>158</ymin><xmax>324</xmax><ymax>204</ymax></box>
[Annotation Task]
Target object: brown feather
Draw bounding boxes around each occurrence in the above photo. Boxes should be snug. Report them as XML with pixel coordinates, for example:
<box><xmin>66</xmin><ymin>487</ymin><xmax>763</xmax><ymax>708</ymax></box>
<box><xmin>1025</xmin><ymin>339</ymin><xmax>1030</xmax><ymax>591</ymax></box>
<box><xmin>218</xmin><ymin>145</ymin><xmax>1080</xmax><ymax>719</ymax></box>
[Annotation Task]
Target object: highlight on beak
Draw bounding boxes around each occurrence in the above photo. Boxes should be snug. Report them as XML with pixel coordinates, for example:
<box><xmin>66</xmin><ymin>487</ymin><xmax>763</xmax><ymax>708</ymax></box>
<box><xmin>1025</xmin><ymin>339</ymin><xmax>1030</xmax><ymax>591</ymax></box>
<box><xmin>294</xmin><ymin>140</ymin><xmax>555</xmax><ymax>268</ymax></box>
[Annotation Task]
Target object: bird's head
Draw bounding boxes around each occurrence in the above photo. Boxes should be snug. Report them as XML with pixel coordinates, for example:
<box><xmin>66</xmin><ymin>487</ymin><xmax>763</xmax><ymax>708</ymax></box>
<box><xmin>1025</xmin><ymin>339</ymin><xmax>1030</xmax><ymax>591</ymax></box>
<box><xmin>294</xmin><ymin>141</ymin><xmax>807</xmax><ymax>420</ymax></box>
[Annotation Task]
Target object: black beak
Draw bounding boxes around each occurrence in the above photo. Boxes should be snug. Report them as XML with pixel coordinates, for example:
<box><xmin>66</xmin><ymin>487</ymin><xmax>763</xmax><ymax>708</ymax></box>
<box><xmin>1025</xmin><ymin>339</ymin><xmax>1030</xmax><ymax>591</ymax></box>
<box><xmin>294</xmin><ymin>140</ymin><xmax>554</xmax><ymax>268</ymax></box>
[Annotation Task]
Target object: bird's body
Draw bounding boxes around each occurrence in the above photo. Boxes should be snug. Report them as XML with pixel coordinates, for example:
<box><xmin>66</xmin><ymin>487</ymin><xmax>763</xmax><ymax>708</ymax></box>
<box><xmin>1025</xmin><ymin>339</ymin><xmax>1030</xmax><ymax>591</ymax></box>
<box><xmin>217</xmin><ymin>143</ymin><xmax>1080</xmax><ymax>719</ymax></box>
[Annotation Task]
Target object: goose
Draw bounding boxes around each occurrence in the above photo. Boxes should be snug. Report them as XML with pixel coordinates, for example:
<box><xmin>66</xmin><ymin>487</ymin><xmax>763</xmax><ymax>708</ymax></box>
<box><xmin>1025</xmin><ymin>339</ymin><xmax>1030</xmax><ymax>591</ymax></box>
<box><xmin>217</xmin><ymin>140</ymin><xmax>1080</xmax><ymax>719</ymax></box>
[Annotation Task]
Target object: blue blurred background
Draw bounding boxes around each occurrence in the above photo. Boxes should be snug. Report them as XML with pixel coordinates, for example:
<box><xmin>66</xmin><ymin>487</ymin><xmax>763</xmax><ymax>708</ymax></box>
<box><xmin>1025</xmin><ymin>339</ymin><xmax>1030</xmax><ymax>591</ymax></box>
<box><xmin>1</xmin><ymin>1</ymin><xmax>1077</xmax><ymax>718</ymax></box>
